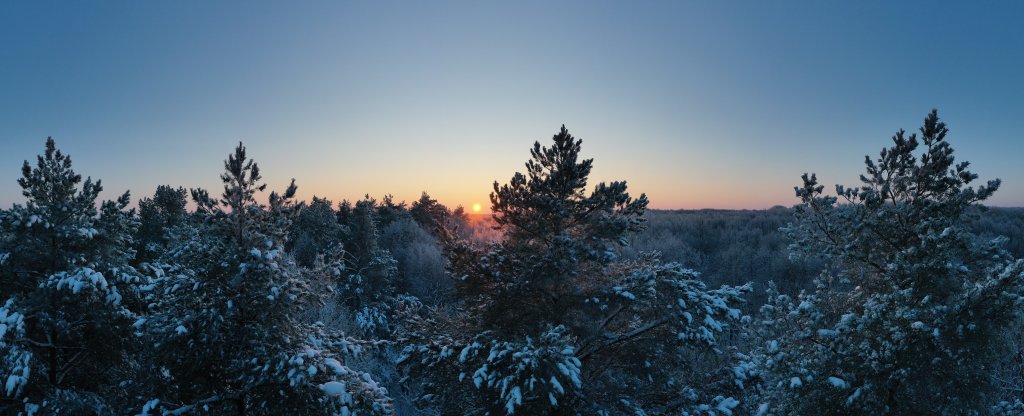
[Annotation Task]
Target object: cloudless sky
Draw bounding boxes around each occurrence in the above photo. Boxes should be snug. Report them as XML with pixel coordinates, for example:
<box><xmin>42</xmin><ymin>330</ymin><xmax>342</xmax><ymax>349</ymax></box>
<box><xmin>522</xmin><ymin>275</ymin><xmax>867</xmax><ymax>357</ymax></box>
<box><xmin>1</xmin><ymin>1</ymin><xmax>1022</xmax><ymax>210</ymax></box>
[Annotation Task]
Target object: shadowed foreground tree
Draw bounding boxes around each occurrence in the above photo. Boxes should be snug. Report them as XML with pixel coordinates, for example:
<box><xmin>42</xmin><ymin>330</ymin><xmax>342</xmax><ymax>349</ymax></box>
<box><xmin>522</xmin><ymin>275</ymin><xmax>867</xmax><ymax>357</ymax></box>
<box><xmin>0</xmin><ymin>138</ymin><xmax>144</xmax><ymax>413</ymax></box>
<box><xmin>401</xmin><ymin>126</ymin><xmax>750</xmax><ymax>414</ymax></box>
<box><xmin>136</xmin><ymin>142</ymin><xmax>393</xmax><ymax>415</ymax></box>
<box><xmin>752</xmin><ymin>110</ymin><xmax>1024</xmax><ymax>414</ymax></box>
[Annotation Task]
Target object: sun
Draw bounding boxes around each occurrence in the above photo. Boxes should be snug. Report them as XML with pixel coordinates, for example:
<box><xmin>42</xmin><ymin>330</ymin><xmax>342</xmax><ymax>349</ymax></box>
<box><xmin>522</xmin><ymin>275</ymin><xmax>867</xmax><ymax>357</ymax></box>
<box><xmin>472</xmin><ymin>203</ymin><xmax>482</xmax><ymax>213</ymax></box>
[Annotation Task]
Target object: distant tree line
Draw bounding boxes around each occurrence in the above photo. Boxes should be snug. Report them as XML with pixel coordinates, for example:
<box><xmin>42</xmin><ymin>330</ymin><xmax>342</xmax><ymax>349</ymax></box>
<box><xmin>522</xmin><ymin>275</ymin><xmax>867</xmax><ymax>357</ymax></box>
<box><xmin>621</xmin><ymin>206</ymin><xmax>1024</xmax><ymax>306</ymax></box>
<box><xmin>0</xmin><ymin>110</ymin><xmax>1022</xmax><ymax>415</ymax></box>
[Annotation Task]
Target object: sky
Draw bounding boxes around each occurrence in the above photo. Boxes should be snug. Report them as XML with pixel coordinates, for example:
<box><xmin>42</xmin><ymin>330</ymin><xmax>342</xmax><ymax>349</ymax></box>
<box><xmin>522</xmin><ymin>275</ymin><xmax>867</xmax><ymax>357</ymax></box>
<box><xmin>1</xmin><ymin>1</ymin><xmax>1022</xmax><ymax>210</ymax></box>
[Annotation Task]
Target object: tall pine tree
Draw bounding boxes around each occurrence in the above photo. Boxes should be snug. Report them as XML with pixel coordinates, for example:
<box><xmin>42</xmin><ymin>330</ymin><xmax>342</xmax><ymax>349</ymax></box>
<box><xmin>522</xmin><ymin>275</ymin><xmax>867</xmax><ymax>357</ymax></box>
<box><xmin>137</xmin><ymin>143</ymin><xmax>393</xmax><ymax>415</ymax></box>
<box><xmin>0</xmin><ymin>138</ymin><xmax>144</xmax><ymax>413</ymax></box>
<box><xmin>753</xmin><ymin>110</ymin><xmax>1024</xmax><ymax>414</ymax></box>
<box><xmin>402</xmin><ymin>126</ymin><xmax>749</xmax><ymax>414</ymax></box>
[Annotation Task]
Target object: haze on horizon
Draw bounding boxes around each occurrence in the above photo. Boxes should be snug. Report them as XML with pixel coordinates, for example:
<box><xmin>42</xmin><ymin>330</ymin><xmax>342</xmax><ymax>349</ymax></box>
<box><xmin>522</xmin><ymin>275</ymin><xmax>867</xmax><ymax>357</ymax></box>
<box><xmin>1</xmin><ymin>1</ymin><xmax>1022</xmax><ymax>211</ymax></box>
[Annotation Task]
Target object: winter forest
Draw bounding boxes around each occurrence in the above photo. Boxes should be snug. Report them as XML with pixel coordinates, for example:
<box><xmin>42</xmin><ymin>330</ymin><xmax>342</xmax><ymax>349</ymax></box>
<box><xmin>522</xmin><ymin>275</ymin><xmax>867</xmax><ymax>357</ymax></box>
<box><xmin>2</xmin><ymin>110</ymin><xmax>1024</xmax><ymax>416</ymax></box>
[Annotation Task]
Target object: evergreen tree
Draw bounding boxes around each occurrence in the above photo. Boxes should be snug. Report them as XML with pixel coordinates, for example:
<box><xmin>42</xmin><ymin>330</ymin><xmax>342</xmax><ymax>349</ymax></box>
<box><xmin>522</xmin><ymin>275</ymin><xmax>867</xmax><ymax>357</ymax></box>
<box><xmin>135</xmin><ymin>185</ymin><xmax>189</xmax><ymax>263</ymax></box>
<box><xmin>0</xmin><ymin>138</ymin><xmax>144</xmax><ymax>413</ymax></box>
<box><xmin>289</xmin><ymin>196</ymin><xmax>347</xmax><ymax>268</ymax></box>
<box><xmin>338</xmin><ymin>198</ymin><xmax>398</xmax><ymax>337</ymax></box>
<box><xmin>402</xmin><ymin>126</ymin><xmax>749</xmax><ymax>414</ymax></box>
<box><xmin>409</xmin><ymin>192</ymin><xmax>448</xmax><ymax>234</ymax></box>
<box><xmin>137</xmin><ymin>143</ymin><xmax>392</xmax><ymax>415</ymax></box>
<box><xmin>374</xmin><ymin>195</ymin><xmax>408</xmax><ymax>230</ymax></box>
<box><xmin>346</xmin><ymin>198</ymin><xmax>381</xmax><ymax>270</ymax></box>
<box><xmin>336</xmin><ymin>200</ymin><xmax>353</xmax><ymax>229</ymax></box>
<box><xmin>753</xmin><ymin>110</ymin><xmax>1024</xmax><ymax>414</ymax></box>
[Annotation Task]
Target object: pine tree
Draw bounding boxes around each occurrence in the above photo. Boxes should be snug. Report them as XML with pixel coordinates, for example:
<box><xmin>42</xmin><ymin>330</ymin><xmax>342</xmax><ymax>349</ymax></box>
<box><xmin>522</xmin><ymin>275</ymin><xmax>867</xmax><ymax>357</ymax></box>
<box><xmin>135</xmin><ymin>185</ymin><xmax>189</xmax><ymax>263</ymax></box>
<box><xmin>402</xmin><ymin>126</ymin><xmax>750</xmax><ymax>414</ymax></box>
<box><xmin>408</xmin><ymin>192</ymin><xmax>451</xmax><ymax>235</ymax></box>
<box><xmin>137</xmin><ymin>142</ymin><xmax>392</xmax><ymax>415</ymax></box>
<box><xmin>338</xmin><ymin>198</ymin><xmax>398</xmax><ymax>337</ymax></box>
<box><xmin>753</xmin><ymin>110</ymin><xmax>1024</xmax><ymax>414</ymax></box>
<box><xmin>346</xmin><ymin>198</ymin><xmax>381</xmax><ymax>270</ymax></box>
<box><xmin>374</xmin><ymin>195</ymin><xmax>408</xmax><ymax>230</ymax></box>
<box><xmin>336</xmin><ymin>200</ymin><xmax>353</xmax><ymax>229</ymax></box>
<box><xmin>289</xmin><ymin>196</ymin><xmax>347</xmax><ymax>267</ymax></box>
<box><xmin>0</xmin><ymin>138</ymin><xmax>144</xmax><ymax>413</ymax></box>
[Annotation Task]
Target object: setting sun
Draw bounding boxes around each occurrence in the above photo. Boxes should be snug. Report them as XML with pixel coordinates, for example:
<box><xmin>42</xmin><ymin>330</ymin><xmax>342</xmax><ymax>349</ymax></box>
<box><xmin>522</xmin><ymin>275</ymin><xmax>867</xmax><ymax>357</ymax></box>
<box><xmin>472</xmin><ymin>203</ymin><xmax>482</xmax><ymax>213</ymax></box>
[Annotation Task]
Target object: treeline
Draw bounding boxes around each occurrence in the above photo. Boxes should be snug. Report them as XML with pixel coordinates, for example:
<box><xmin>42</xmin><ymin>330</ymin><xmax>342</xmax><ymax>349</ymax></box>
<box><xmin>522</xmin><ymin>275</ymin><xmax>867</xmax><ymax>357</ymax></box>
<box><xmin>1</xmin><ymin>111</ymin><xmax>1023</xmax><ymax>415</ymax></box>
<box><xmin>622</xmin><ymin>207</ymin><xmax>1024</xmax><ymax>304</ymax></box>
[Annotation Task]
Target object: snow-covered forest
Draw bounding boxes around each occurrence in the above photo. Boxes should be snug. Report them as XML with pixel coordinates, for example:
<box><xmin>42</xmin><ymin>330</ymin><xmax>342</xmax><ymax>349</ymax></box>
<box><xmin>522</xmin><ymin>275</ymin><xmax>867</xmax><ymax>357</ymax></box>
<box><xmin>2</xmin><ymin>110</ymin><xmax>1024</xmax><ymax>415</ymax></box>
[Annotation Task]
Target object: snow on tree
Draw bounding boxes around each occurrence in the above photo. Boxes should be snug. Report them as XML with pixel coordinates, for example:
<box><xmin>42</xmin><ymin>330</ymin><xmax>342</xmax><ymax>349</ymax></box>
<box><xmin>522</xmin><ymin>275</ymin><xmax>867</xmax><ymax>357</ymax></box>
<box><xmin>752</xmin><ymin>110</ymin><xmax>1024</xmax><ymax>414</ymax></box>
<box><xmin>0</xmin><ymin>137</ymin><xmax>146</xmax><ymax>413</ymax></box>
<box><xmin>401</xmin><ymin>126</ymin><xmax>750</xmax><ymax>414</ymax></box>
<box><xmin>334</xmin><ymin>197</ymin><xmax>400</xmax><ymax>338</ymax></box>
<box><xmin>135</xmin><ymin>142</ymin><xmax>393</xmax><ymax>415</ymax></box>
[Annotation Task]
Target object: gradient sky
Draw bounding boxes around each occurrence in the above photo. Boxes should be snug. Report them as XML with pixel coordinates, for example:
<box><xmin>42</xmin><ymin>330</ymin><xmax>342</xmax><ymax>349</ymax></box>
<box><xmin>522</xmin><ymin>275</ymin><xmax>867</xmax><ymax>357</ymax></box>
<box><xmin>2</xmin><ymin>1</ymin><xmax>1022</xmax><ymax>210</ymax></box>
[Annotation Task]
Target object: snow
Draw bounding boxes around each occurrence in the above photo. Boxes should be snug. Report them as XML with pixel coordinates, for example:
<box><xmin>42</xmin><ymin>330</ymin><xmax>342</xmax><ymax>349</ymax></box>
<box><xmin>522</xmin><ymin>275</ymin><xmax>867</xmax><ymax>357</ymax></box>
<box><xmin>816</xmin><ymin>329</ymin><xmax>838</xmax><ymax>337</ymax></box>
<box><xmin>320</xmin><ymin>381</ymin><xmax>347</xmax><ymax>397</ymax></box>
<box><xmin>138</xmin><ymin>399</ymin><xmax>161</xmax><ymax>415</ymax></box>
<box><xmin>323</xmin><ymin>358</ymin><xmax>345</xmax><ymax>375</ymax></box>
<box><xmin>78</xmin><ymin>227</ymin><xmax>98</xmax><ymax>238</ymax></box>
<box><xmin>846</xmin><ymin>387</ymin><xmax>862</xmax><ymax>406</ymax></box>
<box><xmin>827</xmin><ymin>377</ymin><xmax>849</xmax><ymax>389</ymax></box>
<box><xmin>550</xmin><ymin>376</ymin><xmax>564</xmax><ymax>394</ymax></box>
<box><xmin>472</xmin><ymin>365</ymin><xmax>487</xmax><ymax>388</ymax></box>
<box><xmin>50</xmin><ymin>268</ymin><xmax>108</xmax><ymax>295</ymax></box>
<box><xmin>6</xmin><ymin>374</ymin><xmax>24</xmax><ymax>396</ymax></box>
<box><xmin>504</xmin><ymin>386</ymin><xmax>522</xmax><ymax>414</ymax></box>
<box><xmin>716</xmin><ymin>397</ymin><xmax>740</xmax><ymax>415</ymax></box>
<box><xmin>703</xmin><ymin>315</ymin><xmax>723</xmax><ymax>331</ymax></box>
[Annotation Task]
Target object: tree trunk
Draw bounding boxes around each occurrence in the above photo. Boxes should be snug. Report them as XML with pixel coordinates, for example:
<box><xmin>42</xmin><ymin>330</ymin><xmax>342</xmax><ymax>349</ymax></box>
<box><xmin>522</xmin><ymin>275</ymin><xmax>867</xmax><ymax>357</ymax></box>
<box><xmin>236</xmin><ymin>395</ymin><xmax>246</xmax><ymax>416</ymax></box>
<box><xmin>48</xmin><ymin>333</ymin><xmax>58</xmax><ymax>386</ymax></box>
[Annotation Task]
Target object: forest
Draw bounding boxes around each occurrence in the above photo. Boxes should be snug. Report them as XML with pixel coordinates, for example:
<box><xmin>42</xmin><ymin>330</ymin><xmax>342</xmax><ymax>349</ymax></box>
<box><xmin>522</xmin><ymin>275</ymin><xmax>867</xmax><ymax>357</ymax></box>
<box><xmin>2</xmin><ymin>110</ymin><xmax>1024</xmax><ymax>415</ymax></box>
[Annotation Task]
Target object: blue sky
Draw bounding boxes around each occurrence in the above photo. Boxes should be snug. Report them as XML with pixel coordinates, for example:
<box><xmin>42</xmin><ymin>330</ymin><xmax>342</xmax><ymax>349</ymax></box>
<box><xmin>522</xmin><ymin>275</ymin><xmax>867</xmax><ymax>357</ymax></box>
<box><xmin>1</xmin><ymin>1</ymin><xmax>1022</xmax><ymax>209</ymax></box>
